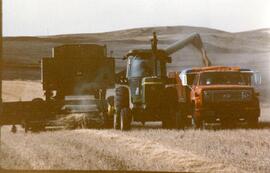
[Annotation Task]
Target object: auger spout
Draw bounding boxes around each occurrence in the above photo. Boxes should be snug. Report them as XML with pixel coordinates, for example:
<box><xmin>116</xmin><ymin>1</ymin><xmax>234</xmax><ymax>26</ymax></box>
<box><xmin>164</xmin><ymin>33</ymin><xmax>212</xmax><ymax>66</ymax></box>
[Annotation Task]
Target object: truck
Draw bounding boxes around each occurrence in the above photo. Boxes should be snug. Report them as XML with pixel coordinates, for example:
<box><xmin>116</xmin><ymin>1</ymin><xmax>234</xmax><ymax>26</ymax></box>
<box><xmin>168</xmin><ymin>66</ymin><xmax>261</xmax><ymax>129</ymax></box>
<box><xmin>112</xmin><ymin>32</ymin><xmax>211</xmax><ymax>130</ymax></box>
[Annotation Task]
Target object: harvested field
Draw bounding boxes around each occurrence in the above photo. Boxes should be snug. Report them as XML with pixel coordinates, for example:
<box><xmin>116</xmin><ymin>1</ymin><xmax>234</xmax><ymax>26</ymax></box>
<box><xmin>1</xmin><ymin>125</ymin><xmax>270</xmax><ymax>172</ymax></box>
<box><xmin>1</xmin><ymin>80</ymin><xmax>270</xmax><ymax>172</ymax></box>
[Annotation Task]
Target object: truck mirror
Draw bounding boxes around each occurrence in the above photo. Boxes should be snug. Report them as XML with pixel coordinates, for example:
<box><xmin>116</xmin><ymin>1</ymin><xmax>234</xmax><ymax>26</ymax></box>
<box><xmin>179</xmin><ymin>73</ymin><xmax>188</xmax><ymax>86</ymax></box>
<box><xmin>252</xmin><ymin>72</ymin><xmax>261</xmax><ymax>86</ymax></box>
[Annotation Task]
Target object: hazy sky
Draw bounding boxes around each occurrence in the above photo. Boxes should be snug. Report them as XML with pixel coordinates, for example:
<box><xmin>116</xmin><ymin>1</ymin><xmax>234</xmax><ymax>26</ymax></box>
<box><xmin>3</xmin><ymin>0</ymin><xmax>270</xmax><ymax>36</ymax></box>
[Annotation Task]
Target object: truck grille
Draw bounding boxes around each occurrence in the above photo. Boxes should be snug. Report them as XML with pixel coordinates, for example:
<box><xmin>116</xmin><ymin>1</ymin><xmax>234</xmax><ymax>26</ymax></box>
<box><xmin>203</xmin><ymin>90</ymin><xmax>252</xmax><ymax>103</ymax></box>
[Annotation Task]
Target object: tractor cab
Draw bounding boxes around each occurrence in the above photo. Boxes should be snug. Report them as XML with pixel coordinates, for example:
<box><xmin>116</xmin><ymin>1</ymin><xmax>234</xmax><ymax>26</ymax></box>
<box><xmin>124</xmin><ymin>49</ymin><xmax>171</xmax><ymax>106</ymax></box>
<box><xmin>125</xmin><ymin>49</ymin><xmax>170</xmax><ymax>79</ymax></box>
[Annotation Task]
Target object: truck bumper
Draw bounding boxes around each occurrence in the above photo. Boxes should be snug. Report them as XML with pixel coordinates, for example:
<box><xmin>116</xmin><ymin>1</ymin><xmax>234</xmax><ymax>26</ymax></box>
<box><xmin>195</xmin><ymin>106</ymin><xmax>260</xmax><ymax>123</ymax></box>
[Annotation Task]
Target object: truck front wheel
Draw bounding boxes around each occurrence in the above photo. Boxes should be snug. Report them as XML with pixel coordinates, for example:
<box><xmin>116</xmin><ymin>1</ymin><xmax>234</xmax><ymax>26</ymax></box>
<box><xmin>191</xmin><ymin>106</ymin><xmax>203</xmax><ymax>129</ymax></box>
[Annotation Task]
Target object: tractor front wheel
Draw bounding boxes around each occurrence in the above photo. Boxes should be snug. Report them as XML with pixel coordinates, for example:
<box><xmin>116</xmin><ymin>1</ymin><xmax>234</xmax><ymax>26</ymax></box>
<box><xmin>114</xmin><ymin>86</ymin><xmax>130</xmax><ymax>130</ymax></box>
<box><xmin>114</xmin><ymin>112</ymin><xmax>120</xmax><ymax>129</ymax></box>
<box><xmin>120</xmin><ymin>108</ymin><xmax>132</xmax><ymax>131</ymax></box>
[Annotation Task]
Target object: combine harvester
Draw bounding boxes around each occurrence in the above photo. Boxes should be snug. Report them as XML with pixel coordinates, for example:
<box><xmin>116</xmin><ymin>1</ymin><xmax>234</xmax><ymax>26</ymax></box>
<box><xmin>1</xmin><ymin>44</ymin><xmax>115</xmax><ymax>132</ymax></box>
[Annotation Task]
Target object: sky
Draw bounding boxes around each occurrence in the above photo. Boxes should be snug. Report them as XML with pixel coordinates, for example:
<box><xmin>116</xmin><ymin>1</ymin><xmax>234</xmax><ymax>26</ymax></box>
<box><xmin>3</xmin><ymin>0</ymin><xmax>270</xmax><ymax>36</ymax></box>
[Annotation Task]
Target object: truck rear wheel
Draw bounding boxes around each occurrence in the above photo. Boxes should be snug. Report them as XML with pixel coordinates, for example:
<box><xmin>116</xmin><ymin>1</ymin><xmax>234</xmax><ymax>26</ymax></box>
<box><xmin>114</xmin><ymin>86</ymin><xmax>130</xmax><ymax>130</ymax></box>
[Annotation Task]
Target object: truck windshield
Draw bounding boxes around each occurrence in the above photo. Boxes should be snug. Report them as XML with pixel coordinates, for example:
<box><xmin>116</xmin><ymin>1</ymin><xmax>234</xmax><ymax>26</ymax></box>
<box><xmin>199</xmin><ymin>72</ymin><xmax>248</xmax><ymax>85</ymax></box>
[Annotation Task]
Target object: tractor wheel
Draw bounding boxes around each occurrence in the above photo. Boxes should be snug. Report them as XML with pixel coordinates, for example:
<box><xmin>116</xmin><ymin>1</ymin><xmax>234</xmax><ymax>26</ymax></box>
<box><xmin>175</xmin><ymin>109</ymin><xmax>186</xmax><ymax>129</ymax></box>
<box><xmin>178</xmin><ymin>105</ymin><xmax>191</xmax><ymax>128</ymax></box>
<box><xmin>114</xmin><ymin>86</ymin><xmax>130</xmax><ymax>130</ymax></box>
<box><xmin>247</xmin><ymin>117</ymin><xmax>259</xmax><ymax>128</ymax></box>
<box><xmin>115</xmin><ymin>86</ymin><xmax>129</xmax><ymax>109</ymax></box>
<box><xmin>113</xmin><ymin>112</ymin><xmax>120</xmax><ymax>129</ymax></box>
<box><xmin>120</xmin><ymin>108</ymin><xmax>132</xmax><ymax>131</ymax></box>
<box><xmin>162</xmin><ymin>87</ymin><xmax>179</xmax><ymax>129</ymax></box>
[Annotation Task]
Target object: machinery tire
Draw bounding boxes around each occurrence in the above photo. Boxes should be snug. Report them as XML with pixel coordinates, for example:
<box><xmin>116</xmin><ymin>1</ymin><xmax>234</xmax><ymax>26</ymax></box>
<box><xmin>115</xmin><ymin>86</ymin><xmax>129</xmax><ymax>109</ymax></box>
<box><xmin>114</xmin><ymin>86</ymin><xmax>130</xmax><ymax>130</ymax></box>
<box><xmin>191</xmin><ymin>106</ymin><xmax>203</xmax><ymax>129</ymax></box>
<box><xmin>114</xmin><ymin>111</ymin><xmax>121</xmax><ymax>129</ymax></box>
<box><xmin>162</xmin><ymin>87</ymin><xmax>178</xmax><ymax>129</ymax></box>
<box><xmin>32</xmin><ymin>98</ymin><xmax>45</xmax><ymax>107</ymax></box>
<box><xmin>175</xmin><ymin>109</ymin><xmax>185</xmax><ymax>129</ymax></box>
<box><xmin>120</xmin><ymin>108</ymin><xmax>132</xmax><ymax>131</ymax></box>
<box><xmin>161</xmin><ymin>109</ymin><xmax>175</xmax><ymax>129</ymax></box>
<box><xmin>107</xmin><ymin>96</ymin><xmax>114</xmax><ymax>107</ymax></box>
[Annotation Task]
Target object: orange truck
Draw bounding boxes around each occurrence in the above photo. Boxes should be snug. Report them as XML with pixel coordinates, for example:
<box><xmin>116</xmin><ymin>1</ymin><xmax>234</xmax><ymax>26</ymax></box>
<box><xmin>168</xmin><ymin>66</ymin><xmax>261</xmax><ymax>128</ymax></box>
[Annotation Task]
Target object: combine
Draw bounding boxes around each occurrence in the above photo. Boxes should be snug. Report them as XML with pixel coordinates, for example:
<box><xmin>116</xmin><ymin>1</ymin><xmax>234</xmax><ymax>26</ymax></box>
<box><xmin>1</xmin><ymin>44</ymin><xmax>115</xmax><ymax>132</ymax></box>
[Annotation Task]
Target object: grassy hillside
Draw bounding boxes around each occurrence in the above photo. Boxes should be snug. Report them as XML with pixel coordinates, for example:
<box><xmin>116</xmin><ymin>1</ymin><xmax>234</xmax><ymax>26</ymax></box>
<box><xmin>2</xmin><ymin>26</ymin><xmax>270</xmax><ymax>101</ymax></box>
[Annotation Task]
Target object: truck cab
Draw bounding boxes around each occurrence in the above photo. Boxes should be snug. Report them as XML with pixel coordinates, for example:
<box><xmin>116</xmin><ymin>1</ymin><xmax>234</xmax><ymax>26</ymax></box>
<box><xmin>169</xmin><ymin>66</ymin><xmax>261</xmax><ymax>128</ymax></box>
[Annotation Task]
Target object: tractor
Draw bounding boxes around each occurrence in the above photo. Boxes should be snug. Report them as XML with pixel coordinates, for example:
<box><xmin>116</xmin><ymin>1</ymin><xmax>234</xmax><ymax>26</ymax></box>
<box><xmin>112</xmin><ymin>32</ymin><xmax>211</xmax><ymax>130</ymax></box>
